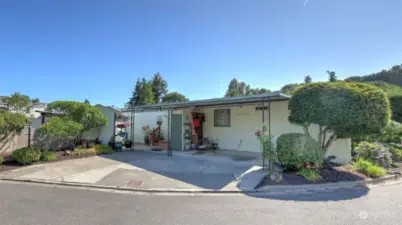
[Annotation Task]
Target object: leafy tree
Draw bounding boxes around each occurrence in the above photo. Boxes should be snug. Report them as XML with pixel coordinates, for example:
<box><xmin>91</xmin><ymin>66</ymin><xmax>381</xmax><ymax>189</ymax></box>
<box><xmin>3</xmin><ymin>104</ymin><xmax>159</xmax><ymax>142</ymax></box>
<box><xmin>0</xmin><ymin>110</ymin><xmax>28</xmax><ymax>143</ymax></box>
<box><xmin>162</xmin><ymin>92</ymin><xmax>189</xmax><ymax>103</ymax></box>
<box><xmin>151</xmin><ymin>72</ymin><xmax>168</xmax><ymax>103</ymax></box>
<box><xmin>225</xmin><ymin>78</ymin><xmax>241</xmax><ymax>97</ymax></box>
<box><xmin>327</xmin><ymin>71</ymin><xmax>337</xmax><ymax>82</ymax></box>
<box><xmin>2</xmin><ymin>92</ymin><xmax>40</xmax><ymax>114</ymax></box>
<box><xmin>288</xmin><ymin>82</ymin><xmax>390</xmax><ymax>155</ymax></box>
<box><xmin>139</xmin><ymin>79</ymin><xmax>155</xmax><ymax>105</ymax></box>
<box><xmin>304</xmin><ymin>75</ymin><xmax>312</xmax><ymax>84</ymax></box>
<box><xmin>84</xmin><ymin>99</ymin><xmax>90</xmax><ymax>105</ymax></box>
<box><xmin>46</xmin><ymin>101</ymin><xmax>107</xmax><ymax>139</ymax></box>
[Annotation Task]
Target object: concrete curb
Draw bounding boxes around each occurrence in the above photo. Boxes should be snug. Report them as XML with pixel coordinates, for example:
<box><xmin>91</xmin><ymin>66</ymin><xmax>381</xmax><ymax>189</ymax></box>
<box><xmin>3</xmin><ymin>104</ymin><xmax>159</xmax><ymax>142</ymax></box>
<box><xmin>1</xmin><ymin>173</ymin><xmax>401</xmax><ymax>195</ymax></box>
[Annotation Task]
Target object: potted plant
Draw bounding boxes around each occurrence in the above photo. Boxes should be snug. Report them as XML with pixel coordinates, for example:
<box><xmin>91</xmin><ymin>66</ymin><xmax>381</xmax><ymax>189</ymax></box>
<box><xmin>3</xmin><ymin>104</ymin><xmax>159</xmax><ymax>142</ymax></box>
<box><xmin>86</xmin><ymin>140</ymin><xmax>95</xmax><ymax>148</ymax></box>
<box><xmin>114</xmin><ymin>141</ymin><xmax>123</xmax><ymax>150</ymax></box>
<box><xmin>125</xmin><ymin>139</ymin><xmax>133</xmax><ymax>148</ymax></box>
<box><xmin>108</xmin><ymin>136</ymin><xmax>115</xmax><ymax>149</ymax></box>
<box><xmin>142</xmin><ymin>125</ymin><xmax>152</xmax><ymax>145</ymax></box>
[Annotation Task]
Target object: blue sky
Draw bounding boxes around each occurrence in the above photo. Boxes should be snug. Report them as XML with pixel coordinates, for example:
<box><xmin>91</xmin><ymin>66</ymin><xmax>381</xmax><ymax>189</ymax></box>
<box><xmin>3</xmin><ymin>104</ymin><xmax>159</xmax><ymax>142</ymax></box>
<box><xmin>1</xmin><ymin>0</ymin><xmax>401</xmax><ymax>107</ymax></box>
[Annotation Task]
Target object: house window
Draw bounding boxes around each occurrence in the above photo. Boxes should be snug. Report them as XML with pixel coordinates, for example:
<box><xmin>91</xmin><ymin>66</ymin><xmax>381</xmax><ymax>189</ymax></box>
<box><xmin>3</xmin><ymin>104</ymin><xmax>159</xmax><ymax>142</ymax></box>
<box><xmin>214</xmin><ymin>109</ymin><xmax>230</xmax><ymax>127</ymax></box>
<box><xmin>255</xmin><ymin>106</ymin><xmax>269</xmax><ymax>111</ymax></box>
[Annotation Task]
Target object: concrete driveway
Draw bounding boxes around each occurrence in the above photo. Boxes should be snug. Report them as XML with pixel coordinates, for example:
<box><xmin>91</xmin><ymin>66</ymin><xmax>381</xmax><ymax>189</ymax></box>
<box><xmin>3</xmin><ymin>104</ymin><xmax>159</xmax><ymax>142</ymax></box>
<box><xmin>0</xmin><ymin>150</ymin><xmax>266</xmax><ymax>191</ymax></box>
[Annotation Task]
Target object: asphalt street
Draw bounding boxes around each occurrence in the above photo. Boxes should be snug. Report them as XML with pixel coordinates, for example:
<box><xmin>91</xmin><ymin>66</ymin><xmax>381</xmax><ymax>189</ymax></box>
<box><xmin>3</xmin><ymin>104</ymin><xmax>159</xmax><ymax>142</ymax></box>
<box><xmin>0</xmin><ymin>181</ymin><xmax>400</xmax><ymax>225</ymax></box>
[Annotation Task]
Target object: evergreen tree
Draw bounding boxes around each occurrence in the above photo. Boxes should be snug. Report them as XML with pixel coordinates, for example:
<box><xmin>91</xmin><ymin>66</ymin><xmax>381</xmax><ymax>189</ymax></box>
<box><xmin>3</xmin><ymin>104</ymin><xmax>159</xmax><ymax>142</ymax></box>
<box><xmin>84</xmin><ymin>99</ymin><xmax>90</xmax><ymax>105</ymax></box>
<box><xmin>327</xmin><ymin>71</ymin><xmax>337</xmax><ymax>82</ymax></box>
<box><xmin>127</xmin><ymin>78</ymin><xmax>142</xmax><ymax>107</ymax></box>
<box><xmin>139</xmin><ymin>78</ymin><xmax>155</xmax><ymax>105</ymax></box>
<box><xmin>151</xmin><ymin>72</ymin><xmax>168</xmax><ymax>103</ymax></box>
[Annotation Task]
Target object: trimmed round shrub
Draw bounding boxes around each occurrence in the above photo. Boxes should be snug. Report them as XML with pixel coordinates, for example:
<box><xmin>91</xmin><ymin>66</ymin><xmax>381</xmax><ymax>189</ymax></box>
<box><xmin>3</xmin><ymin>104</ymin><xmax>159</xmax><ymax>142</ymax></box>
<box><xmin>12</xmin><ymin>148</ymin><xmax>41</xmax><ymax>165</ymax></box>
<box><xmin>277</xmin><ymin>133</ymin><xmax>323</xmax><ymax>170</ymax></box>
<box><xmin>41</xmin><ymin>151</ymin><xmax>57</xmax><ymax>162</ymax></box>
<box><xmin>354</xmin><ymin>142</ymin><xmax>393</xmax><ymax>168</ymax></box>
<box><xmin>289</xmin><ymin>82</ymin><xmax>391</xmax><ymax>138</ymax></box>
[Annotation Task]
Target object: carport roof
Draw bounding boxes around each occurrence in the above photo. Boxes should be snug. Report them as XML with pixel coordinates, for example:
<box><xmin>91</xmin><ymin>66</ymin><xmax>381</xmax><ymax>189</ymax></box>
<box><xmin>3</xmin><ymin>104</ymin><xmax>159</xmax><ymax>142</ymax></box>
<box><xmin>122</xmin><ymin>91</ymin><xmax>290</xmax><ymax>112</ymax></box>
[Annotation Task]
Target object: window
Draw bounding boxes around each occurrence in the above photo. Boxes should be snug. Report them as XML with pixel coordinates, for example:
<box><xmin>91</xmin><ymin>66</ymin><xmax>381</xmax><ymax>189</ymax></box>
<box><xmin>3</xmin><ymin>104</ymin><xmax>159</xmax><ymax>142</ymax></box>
<box><xmin>214</xmin><ymin>109</ymin><xmax>230</xmax><ymax>127</ymax></box>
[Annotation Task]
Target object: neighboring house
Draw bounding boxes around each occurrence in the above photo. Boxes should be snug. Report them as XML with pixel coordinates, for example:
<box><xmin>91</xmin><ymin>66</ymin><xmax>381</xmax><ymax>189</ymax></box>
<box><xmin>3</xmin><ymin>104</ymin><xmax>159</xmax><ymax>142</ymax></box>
<box><xmin>123</xmin><ymin>92</ymin><xmax>352</xmax><ymax>164</ymax></box>
<box><xmin>0</xmin><ymin>96</ymin><xmax>47</xmax><ymax>118</ymax></box>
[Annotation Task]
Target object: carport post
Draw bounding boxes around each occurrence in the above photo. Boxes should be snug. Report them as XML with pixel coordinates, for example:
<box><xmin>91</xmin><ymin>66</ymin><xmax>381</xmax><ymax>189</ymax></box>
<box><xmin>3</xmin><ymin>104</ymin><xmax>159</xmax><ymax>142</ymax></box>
<box><xmin>268</xmin><ymin>97</ymin><xmax>272</xmax><ymax>172</ymax></box>
<box><xmin>261</xmin><ymin>100</ymin><xmax>265</xmax><ymax>170</ymax></box>
<box><xmin>131</xmin><ymin>109</ymin><xmax>135</xmax><ymax>150</ymax></box>
<box><xmin>167</xmin><ymin>109</ymin><xmax>172</xmax><ymax>156</ymax></box>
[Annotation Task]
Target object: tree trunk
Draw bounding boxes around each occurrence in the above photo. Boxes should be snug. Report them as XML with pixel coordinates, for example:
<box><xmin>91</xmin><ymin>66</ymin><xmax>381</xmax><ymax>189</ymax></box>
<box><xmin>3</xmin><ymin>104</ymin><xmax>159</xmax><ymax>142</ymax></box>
<box><xmin>323</xmin><ymin>133</ymin><xmax>337</xmax><ymax>154</ymax></box>
<box><xmin>318</xmin><ymin>125</ymin><xmax>323</xmax><ymax>149</ymax></box>
<box><xmin>303</xmin><ymin>125</ymin><xmax>310</xmax><ymax>137</ymax></box>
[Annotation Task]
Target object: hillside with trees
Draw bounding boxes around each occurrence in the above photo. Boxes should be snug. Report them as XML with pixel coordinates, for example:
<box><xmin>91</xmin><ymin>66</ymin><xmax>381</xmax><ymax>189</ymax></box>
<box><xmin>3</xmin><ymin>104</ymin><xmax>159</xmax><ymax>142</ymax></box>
<box><xmin>345</xmin><ymin>64</ymin><xmax>402</xmax><ymax>86</ymax></box>
<box><xmin>224</xmin><ymin>78</ymin><xmax>270</xmax><ymax>97</ymax></box>
<box><xmin>126</xmin><ymin>73</ymin><xmax>188</xmax><ymax>108</ymax></box>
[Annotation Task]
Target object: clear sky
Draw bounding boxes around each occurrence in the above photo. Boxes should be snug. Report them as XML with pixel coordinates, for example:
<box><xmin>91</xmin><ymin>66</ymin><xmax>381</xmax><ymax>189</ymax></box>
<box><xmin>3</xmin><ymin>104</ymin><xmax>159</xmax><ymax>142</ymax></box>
<box><xmin>1</xmin><ymin>0</ymin><xmax>401</xmax><ymax>107</ymax></box>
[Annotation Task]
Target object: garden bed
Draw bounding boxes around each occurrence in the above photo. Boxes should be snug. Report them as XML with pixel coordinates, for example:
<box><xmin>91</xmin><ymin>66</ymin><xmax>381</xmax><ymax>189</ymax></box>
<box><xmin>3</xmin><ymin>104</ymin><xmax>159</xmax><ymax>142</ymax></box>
<box><xmin>257</xmin><ymin>166</ymin><xmax>367</xmax><ymax>187</ymax></box>
<box><xmin>0</xmin><ymin>150</ymin><xmax>97</xmax><ymax>173</ymax></box>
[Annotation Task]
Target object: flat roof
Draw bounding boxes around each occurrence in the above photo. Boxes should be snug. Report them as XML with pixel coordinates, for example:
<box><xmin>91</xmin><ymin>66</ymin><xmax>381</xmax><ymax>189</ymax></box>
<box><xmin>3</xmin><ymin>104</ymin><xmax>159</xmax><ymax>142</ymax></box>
<box><xmin>122</xmin><ymin>91</ymin><xmax>290</xmax><ymax>112</ymax></box>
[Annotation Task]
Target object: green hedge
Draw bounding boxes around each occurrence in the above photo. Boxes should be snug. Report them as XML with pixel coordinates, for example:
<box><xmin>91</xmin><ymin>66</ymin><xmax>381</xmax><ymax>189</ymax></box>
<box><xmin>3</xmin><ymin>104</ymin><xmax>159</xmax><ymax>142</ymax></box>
<box><xmin>12</xmin><ymin>148</ymin><xmax>41</xmax><ymax>165</ymax></box>
<box><xmin>276</xmin><ymin>133</ymin><xmax>323</xmax><ymax>170</ymax></box>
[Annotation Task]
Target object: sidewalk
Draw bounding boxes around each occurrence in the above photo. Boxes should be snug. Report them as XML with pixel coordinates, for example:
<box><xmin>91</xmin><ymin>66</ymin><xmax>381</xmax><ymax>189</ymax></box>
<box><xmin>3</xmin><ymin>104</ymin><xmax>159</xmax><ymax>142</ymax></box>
<box><xmin>0</xmin><ymin>151</ymin><xmax>267</xmax><ymax>191</ymax></box>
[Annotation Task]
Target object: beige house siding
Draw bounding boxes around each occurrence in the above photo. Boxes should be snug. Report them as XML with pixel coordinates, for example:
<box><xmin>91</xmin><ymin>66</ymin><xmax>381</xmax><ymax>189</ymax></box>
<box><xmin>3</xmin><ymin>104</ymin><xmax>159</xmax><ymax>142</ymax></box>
<box><xmin>197</xmin><ymin>100</ymin><xmax>351</xmax><ymax>165</ymax></box>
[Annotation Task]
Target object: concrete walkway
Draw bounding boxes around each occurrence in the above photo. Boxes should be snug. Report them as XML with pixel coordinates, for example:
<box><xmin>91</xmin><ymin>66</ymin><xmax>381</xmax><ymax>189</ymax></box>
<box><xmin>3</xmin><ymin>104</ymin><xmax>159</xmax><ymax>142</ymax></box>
<box><xmin>0</xmin><ymin>151</ymin><xmax>267</xmax><ymax>191</ymax></box>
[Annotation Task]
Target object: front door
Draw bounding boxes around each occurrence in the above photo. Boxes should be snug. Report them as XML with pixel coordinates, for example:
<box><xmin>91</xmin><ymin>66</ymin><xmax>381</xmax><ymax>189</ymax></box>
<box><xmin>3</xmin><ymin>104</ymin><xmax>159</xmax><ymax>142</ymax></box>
<box><xmin>170</xmin><ymin>114</ymin><xmax>183</xmax><ymax>151</ymax></box>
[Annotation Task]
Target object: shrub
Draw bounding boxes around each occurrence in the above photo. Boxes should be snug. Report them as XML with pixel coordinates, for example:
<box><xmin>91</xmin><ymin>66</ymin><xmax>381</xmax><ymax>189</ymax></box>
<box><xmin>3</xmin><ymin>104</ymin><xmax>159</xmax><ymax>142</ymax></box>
<box><xmin>41</xmin><ymin>151</ymin><xmax>56</xmax><ymax>162</ymax></box>
<box><xmin>354</xmin><ymin>142</ymin><xmax>393</xmax><ymax>168</ymax></box>
<box><xmin>39</xmin><ymin>117</ymin><xmax>83</xmax><ymax>138</ymax></box>
<box><xmin>353</xmin><ymin>158</ymin><xmax>386</xmax><ymax>178</ymax></box>
<box><xmin>72</xmin><ymin>148</ymin><xmax>86</xmax><ymax>156</ymax></box>
<box><xmin>277</xmin><ymin>133</ymin><xmax>323</xmax><ymax>170</ymax></box>
<box><xmin>11</xmin><ymin>147</ymin><xmax>41</xmax><ymax>165</ymax></box>
<box><xmin>0</xmin><ymin>156</ymin><xmax>3</xmax><ymax>164</ymax></box>
<box><xmin>94</xmin><ymin>144</ymin><xmax>113</xmax><ymax>155</ymax></box>
<box><xmin>389</xmin><ymin>145</ymin><xmax>402</xmax><ymax>162</ymax></box>
<box><xmin>365</xmin><ymin>165</ymin><xmax>387</xmax><ymax>178</ymax></box>
<box><xmin>288</xmin><ymin>82</ymin><xmax>391</xmax><ymax>154</ymax></box>
<box><xmin>296</xmin><ymin>168</ymin><xmax>321</xmax><ymax>181</ymax></box>
<box><xmin>390</xmin><ymin>96</ymin><xmax>402</xmax><ymax>123</ymax></box>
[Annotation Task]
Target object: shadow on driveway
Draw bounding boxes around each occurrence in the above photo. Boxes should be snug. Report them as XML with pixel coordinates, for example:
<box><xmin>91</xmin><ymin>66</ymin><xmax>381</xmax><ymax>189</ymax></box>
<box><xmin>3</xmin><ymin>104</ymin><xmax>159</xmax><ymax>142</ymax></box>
<box><xmin>100</xmin><ymin>151</ymin><xmax>254</xmax><ymax>190</ymax></box>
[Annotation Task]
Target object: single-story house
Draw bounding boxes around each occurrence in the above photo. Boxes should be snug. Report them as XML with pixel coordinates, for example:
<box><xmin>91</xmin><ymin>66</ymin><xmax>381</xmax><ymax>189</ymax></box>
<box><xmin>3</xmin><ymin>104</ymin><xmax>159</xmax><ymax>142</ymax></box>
<box><xmin>123</xmin><ymin>92</ymin><xmax>352</xmax><ymax>165</ymax></box>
